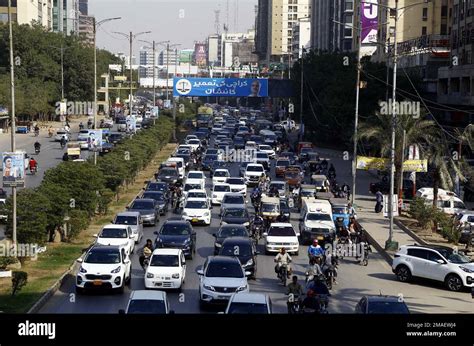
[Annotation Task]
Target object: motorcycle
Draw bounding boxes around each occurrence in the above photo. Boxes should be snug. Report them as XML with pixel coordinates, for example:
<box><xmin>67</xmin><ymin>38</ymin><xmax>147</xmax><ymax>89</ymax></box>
<box><xmin>275</xmin><ymin>262</ymin><xmax>290</xmax><ymax>286</ymax></box>
<box><xmin>34</xmin><ymin>129</ymin><xmax>39</xmax><ymax>137</ymax></box>
<box><xmin>30</xmin><ymin>166</ymin><xmax>37</xmax><ymax>175</ymax></box>
<box><xmin>287</xmin><ymin>294</ymin><xmax>302</xmax><ymax>314</ymax></box>
<box><xmin>35</xmin><ymin>147</ymin><xmax>40</xmax><ymax>155</ymax></box>
<box><xmin>251</xmin><ymin>222</ymin><xmax>263</xmax><ymax>243</ymax></box>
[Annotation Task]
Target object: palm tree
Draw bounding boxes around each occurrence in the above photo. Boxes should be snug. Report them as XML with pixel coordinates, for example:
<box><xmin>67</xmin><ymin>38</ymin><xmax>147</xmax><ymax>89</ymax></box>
<box><xmin>358</xmin><ymin>107</ymin><xmax>438</xmax><ymax>195</ymax></box>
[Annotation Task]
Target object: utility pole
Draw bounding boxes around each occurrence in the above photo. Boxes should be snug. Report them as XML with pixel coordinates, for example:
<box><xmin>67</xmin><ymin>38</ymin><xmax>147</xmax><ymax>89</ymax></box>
<box><xmin>8</xmin><ymin>0</ymin><xmax>16</xmax><ymax>246</ymax></box>
<box><xmin>351</xmin><ymin>2</ymin><xmax>363</xmax><ymax>206</ymax></box>
<box><xmin>299</xmin><ymin>45</ymin><xmax>304</xmax><ymax>141</ymax></box>
<box><xmin>93</xmin><ymin>19</ymin><xmax>98</xmax><ymax>164</ymax></box>
<box><xmin>61</xmin><ymin>42</ymin><xmax>64</xmax><ymax>100</ymax></box>
<box><xmin>387</xmin><ymin>0</ymin><xmax>398</xmax><ymax>250</ymax></box>
<box><xmin>129</xmin><ymin>31</ymin><xmax>133</xmax><ymax>109</ymax></box>
<box><xmin>166</xmin><ymin>42</ymin><xmax>170</xmax><ymax>102</ymax></box>
<box><xmin>152</xmin><ymin>40</ymin><xmax>156</xmax><ymax>107</ymax></box>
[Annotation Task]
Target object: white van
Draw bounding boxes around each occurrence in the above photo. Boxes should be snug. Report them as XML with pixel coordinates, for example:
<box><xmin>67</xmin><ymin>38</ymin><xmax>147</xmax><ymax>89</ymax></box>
<box><xmin>299</xmin><ymin>200</ymin><xmax>335</xmax><ymax>244</ymax></box>
<box><xmin>416</xmin><ymin>188</ymin><xmax>467</xmax><ymax>215</ymax></box>
<box><xmin>167</xmin><ymin>157</ymin><xmax>185</xmax><ymax>179</ymax></box>
<box><xmin>301</xmin><ymin>200</ymin><xmax>333</xmax><ymax>220</ymax></box>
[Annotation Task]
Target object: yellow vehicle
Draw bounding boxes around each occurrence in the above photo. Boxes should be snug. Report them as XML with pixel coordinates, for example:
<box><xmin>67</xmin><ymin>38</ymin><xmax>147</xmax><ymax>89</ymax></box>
<box><xmin>260</xmin><ymin>196</ymin><xmax>280</xmax><ymax>219</ymax></box>
<box><xmin>66</xmin><ymin>141</ymin><xmax>81</xmax><ymax>160</ymax></box>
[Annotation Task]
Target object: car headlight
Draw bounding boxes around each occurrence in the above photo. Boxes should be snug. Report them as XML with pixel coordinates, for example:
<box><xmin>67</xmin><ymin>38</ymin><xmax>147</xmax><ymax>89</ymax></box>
<box><xmin>215</xmin><ymin>242</ymin><xmax>222</xmax><ymax>248</ymax></box>
<box><xmin>172</xmin><ymin>273</ymin><xmax>180</xmax><ymax>279</ymax></box>
<box><xmin>203</xmin><ymin>284</ymin><xmax>215</xmax><ymax>291</ymax></box>
<box><xmin>146</xmin><ymin>273</ymin><xmax>154</xmax><ymax>278</ymax></box>
<box><xmin>236</xmin><ymin>285</ymin><xmax>247</xmax><ymax>292</ymax></box>
<box><xmin>184</xmin><ymin>239</ymin><xmax>191</xmax><ymax>246</ymax></box>
<box><xmin>245</xmin><ymin>259</ymin><xmax>254</xmax><ymax>267</ymax></box>
<box><xmin>111</xmin><ymin>266</ymin><xmax>121</xmax><ymax>274</ymax></box>
<box><xmin>203</xmin><ymin>212</ymin><xmax>210</xmax><ymax>216</ymax></box>
<box><xmin>243</xmin><ymin>222</ymin><xmax>250</xmax><ymax>227</ymax></box>
<box><xmin>79</xmin><ymin>266</ymin><xmax>87</xmax><ymax>273</ymax></box>
<box><xmin>459</xmin><ymin>266</ymin><xmax>474</xmax><ymax>273</ymax></box>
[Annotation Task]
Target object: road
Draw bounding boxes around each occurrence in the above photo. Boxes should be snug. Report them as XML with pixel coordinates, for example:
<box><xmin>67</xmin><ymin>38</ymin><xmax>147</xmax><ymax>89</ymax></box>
<box><xmin>38</xmin><ymin>131</ymin><xmax>474</xmax><ymax>314</ymax></box>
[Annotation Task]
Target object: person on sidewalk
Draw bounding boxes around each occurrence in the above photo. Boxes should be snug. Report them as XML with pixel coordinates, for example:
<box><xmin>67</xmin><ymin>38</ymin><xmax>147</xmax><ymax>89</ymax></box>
<box><xmin>375</xmin><ymin>189</ymin><xmax>383</xmax><ymax>213</ymax></box>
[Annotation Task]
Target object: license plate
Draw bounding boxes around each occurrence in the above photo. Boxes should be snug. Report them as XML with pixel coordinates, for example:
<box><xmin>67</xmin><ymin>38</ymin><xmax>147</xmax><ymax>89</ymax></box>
<box><xmin>93</xmin><ymin>280</ymin><xmax>102</xmax><ymax>286</ymax></box>
<box><xmin>192</xmin><ymin>218</ymin><xmax>198</xmax><ymax>222</ymax></box>
<box><xmin>218</xmin><ymin>296</ymin><xmax>229</xmax><ymax>300</ymax></box>
<box><xmin>154</xmin><ymin>282</ymin><xmax>162</xmax><ymax>286</ymax></box>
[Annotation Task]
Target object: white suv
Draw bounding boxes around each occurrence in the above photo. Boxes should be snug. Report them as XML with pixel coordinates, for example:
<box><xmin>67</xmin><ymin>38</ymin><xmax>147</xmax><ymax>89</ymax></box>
<box><xmin>244</xmin><ymin>163</ymin><xmax>265</xmax><ymax>186</ymax></box>
<box><xmin>76</xmin><ymin>245</ymin><xmax>131</xmax><ymax>294</ymax></box>
<box><xmin>392</xmin><ymin>245</ymin><xmax>474</xmax><ymax>292</ymax></box>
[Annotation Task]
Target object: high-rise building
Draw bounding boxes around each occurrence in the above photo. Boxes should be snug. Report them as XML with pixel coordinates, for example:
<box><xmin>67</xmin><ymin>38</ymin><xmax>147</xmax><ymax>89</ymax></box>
<box><xmin>255</xmin><ymin>0</ymin><xmax>311</xmax><ymax>63</ymax></box>
<box><xmin>0</xmin><ymin>0</ymin><xmax>53</xmax><ymax>29</ymax></box>
<box><xmin>220</xmin><ymin>30</ymin><xmax>257</xmax><ymax>67</ymax></box>
<box><xmin>292</xmin><ymin>17</ymin><xmax>311</xmax><ymax>60</ymax></box>
<box><xmin>139</xmin><ymin>46</ymin><xmax>156</xmax><ymax>79</ymax></box>
<box><xmin>78</xmin><ymin>14</ymin><xmax>94</xmax><ymax>45</ymax></box>
<box><xmin>78</xmin><ymin>0</ymin><xmax>87</xmax><ymax>15</ymax></box>
<box><xmin>311</xmin><ymin>0</ymin><xmax>354</xmax><ymax>53</ymax></box>
<box><xmin>207</xmin><ymin>34</ymin><xmax>221</xmax><ymax>67</ymax></box>
<box><xmin>52</xmin><ymin>0</ymin><xmax>79</xmax><ymax>35</ymax></box>
<box><xmin>158</xmin><ymin>49</ymin><xmax>179</xmax><ymax>67</ymax></box>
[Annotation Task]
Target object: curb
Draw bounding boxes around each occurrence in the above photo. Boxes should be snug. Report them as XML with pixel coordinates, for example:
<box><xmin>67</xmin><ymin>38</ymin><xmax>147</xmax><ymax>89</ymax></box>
<box><xmin>27</xmin><ymin>260</ymin><xmax>79</xmax><ymax>314</ymax></box>
<box><xmin>361</xmin><ymin>227</ymin><xmax>394</xmax><ymax>266</ymax></box>
<box><xmin>394</xmin><ymin>218</ymin><xmax>428</xmax><ymax>246</ymax></box>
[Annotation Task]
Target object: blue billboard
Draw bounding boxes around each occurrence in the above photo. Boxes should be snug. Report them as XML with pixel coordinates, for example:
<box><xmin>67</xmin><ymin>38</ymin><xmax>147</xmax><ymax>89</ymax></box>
<box><xmin>173</xmin><ymin>78</ymin><xmax>268</xmax><ymax>97</ymax></box>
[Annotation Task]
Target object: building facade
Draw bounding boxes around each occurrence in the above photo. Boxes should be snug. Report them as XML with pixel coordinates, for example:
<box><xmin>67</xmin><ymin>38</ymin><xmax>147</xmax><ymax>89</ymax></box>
<box><xmin>78</xmin><ymin>14</ymin><xmax>93</xmax><ymax>45</ymax></box>
<box><xmin>139</xmin><ymin>47</ymin><xmax>156</xmax><ymax>79</ymax></box>
<box><xmin>52</xmin><ymin>0</ymin><xmax>79</xmax><ymax>35</ymax></box>
<box><xmin>292</xmin><ymin>17</ymin><xmax>311</xmax><ymax>59</ymax></box>
<box><xmin>0</xmin><ymin>0</ymin><xmax>53</xmax><ymax>29</ymax></box>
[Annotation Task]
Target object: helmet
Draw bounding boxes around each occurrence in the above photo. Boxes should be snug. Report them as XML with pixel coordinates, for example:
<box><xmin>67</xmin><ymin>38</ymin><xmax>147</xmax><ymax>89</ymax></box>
<box><xmin>313</xmin><ymin>239</ymin><xmax>318</xmax><ymax>245</ymax></box>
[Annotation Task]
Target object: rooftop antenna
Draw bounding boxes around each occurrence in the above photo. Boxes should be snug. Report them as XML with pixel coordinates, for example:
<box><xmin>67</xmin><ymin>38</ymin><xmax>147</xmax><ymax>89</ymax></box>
<box><xmin>214</xmin><ymin>9</ymin><xmax>221</xmax><ymax>35</ymax></box>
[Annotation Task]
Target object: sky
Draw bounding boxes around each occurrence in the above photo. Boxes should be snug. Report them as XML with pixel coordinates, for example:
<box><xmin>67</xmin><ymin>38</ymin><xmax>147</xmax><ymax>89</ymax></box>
<box><xmin>89</xmin><ymin>0</ymin><xmax>257</xmax><ymax>57</ymax></box>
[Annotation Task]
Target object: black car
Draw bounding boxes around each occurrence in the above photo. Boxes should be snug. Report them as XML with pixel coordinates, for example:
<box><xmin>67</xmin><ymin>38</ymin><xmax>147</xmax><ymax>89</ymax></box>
<box><xmin>108</xmin><ymin>133</ymin><xmax>124</xmax><ymax>145</ymax></box>
<box><xmin>127</xmin><ymin>198</ymin><xmax>159</xmax><ymax>226</ymax></box>
<box><xmin>156</xmin><ymin>167</ymin><xmax>179</xmax><ymax>184</ymax></box>
<box><xmin>145</xmin><ymin>181</ymin><xmax>170</xmax><ymax>195</ymax></box>
<box><xmin>154</xmin><ymin>220</ymin><xmax>196</xmax><ymax>259</ymax></box>
<box><xmin>280</xmin><ymin>198</ymin><xmax>291</xmax><ymax>220</ymax></box>
<box><xmin>221</xmin><ymin>207</ymin><xmax>250</xmax><ymax>228</ymax></box>
<box><xmin>212</xmin><ymin>224</ymin><xmax>249</xmax><ymax>255</ymax></box>
<box><xmin>355</xmin><ymin>296</ymin><xmax>410</xmax><ymax>314</ymax></box>
<box><xmin>142</xmin><ymin>191</ymin><xmax>169</xmax><ymax>215</ymax></box>
<box><xmin>218</xmin><ymin>237</ymin><xmax>258</xmax><ymax>279</ymax></box>
<box><xmin>233</xmin><ymin>136</ymin><xmax>245</xmax><ymax>149</ymax></box>
<box><xmin>202</xmin><ymin>154</ymin><xmax>218</xmax><ymax>171</ymax></box>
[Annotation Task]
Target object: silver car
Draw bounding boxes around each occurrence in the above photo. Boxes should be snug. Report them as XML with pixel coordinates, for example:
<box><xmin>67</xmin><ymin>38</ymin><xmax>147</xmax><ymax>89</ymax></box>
<box><xmin>113</xmin><ymin>211</ymin><xmax>144</xmax><ymax>244</ymax></box>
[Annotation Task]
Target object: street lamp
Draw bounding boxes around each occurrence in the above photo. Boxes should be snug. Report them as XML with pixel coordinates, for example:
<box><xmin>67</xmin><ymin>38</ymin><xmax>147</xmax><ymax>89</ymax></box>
<box><xmin>162</xmin><ymin>43</ymin><xmax>181</xmax><ymax>102</ymax></box>
<box><xmin>139</xmin><ymin>40</ymin><xmax>170</xmax><ymax>109</ymax></box>
<box><xmin>113</xmin><ymin>31</ymin><xmax>152</xmax><ymax>111</ymax></box>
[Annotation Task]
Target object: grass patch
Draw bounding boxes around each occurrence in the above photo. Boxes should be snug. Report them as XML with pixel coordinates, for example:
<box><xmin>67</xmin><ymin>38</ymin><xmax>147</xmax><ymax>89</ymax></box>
<box><xmin>0</xmin><ymin>143</ymin><xmax>177</xmax><ymax>313</ymax></box>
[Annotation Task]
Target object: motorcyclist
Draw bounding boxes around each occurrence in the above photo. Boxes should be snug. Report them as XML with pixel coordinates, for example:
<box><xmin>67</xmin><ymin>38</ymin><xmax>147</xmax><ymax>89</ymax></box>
<box><xmin>348</xmin><ymin>218</ymin><xmax>358</xmax><ymax>243</ymax></box>
<box><xmin>277</xmin><ymin>212</ymin><xmax>289</xmax><ymax>223</ymax></box>
<box><xmin>34</xmin><ymin>125</ymin><xmax>40</xmax><ymax>135</ymax></box>
<box><xmin>274</xmin><ymin>248</ymin><xmax>292</xmax><ymax>279</ymax></box>
<box><xmin>251</xmin><ymin>187</ymin><xmax>262</xmax><ymax>213</ymax></box>
<box><xmin>321</xmin><ymin>158</ymin><xmax>328</xmax><ymax>170</ymax></box>
<box><xmin>321</xmin><ymin>252</ymin><xmax>338</xmax><ymax>285</ymax></box>
<box><xmin>304</xmin><ymin>275</ymin><xmax>330</xmax><ymax>312</ymax></box>
<box><xmin>375</xmin><ymin>189</ymin><xmax>383</xmax><ymax>213</ymax></box>
<box><xmin>308</xmin><ymin>239</ymin><xmax>324</xmax><ymax>263</ymax></box>
<box><xmin>328</xmin><ymin>163</ymin><xmax>336</xmax><ymax>176</ymax></box>
<box><xmin>79</xmin><ymin>122</ymin><xmax>84</xmax><ymax>130</ymax></box>
<box><xmin>286</xmin><ymin>275</ymin><xmax>304</xmax><ymax>313</ymax></box>
<box><xmin>258</xmin><ymin>173</ymin><xmax>267</xmax><ymax>189</ymax></box>
<box><xmin>139</xmin><ymin>239</ymin><xmax>154</xmax><ymax>270</ymax></box>
<box><xmin>348</xmin><ymin>202</ymin><xmax>356</xmax><ymax>218</ymax></box>
<box><xmin>60</xmin><ymin>136</ymin><xmax>67</xmax><ymax>148</ymax></box>
<box><xmin>29</xmin><ymin>157</ymin><xmax>38</xmax><ymax>173</ymax></box>
<box><xmin>268</xmin><ymin>184</ymin><xmax>279</xmax><ymax>197</ymax></box>
<box><xmin>251</xmin><ymin>214</ymin><xmax>264</xmax><ymax>238</ymax></box>
<box><xmin>305</xmin><ymin>256</ymin><xmax>324</xmax><ymax>282</ymax></box>
<box><xmin>34</xmin><ymin>141</ymin><xmax>41</xmax><ymax>152</ymax></box>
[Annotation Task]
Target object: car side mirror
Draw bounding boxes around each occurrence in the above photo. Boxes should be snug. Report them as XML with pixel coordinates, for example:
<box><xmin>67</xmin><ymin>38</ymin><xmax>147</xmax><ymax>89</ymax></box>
<box><xmin>76</xmin><ymin>258</ymin><xmax>83</xmax><ymax>263</ymax></box>
<box><xmin>92</xmin><ymin>234</ymin><xmax>98</xmax><ymax>238</ymax></box>
<box><xmin>196</xmin><ymin>269</ymin><xmax>204</xmax><ymax>275</ymax></box>
<box><xmin>436</xmin><ymin>259</ymin><xmax>445</xmax><ymax>264</ymax></box>
<box><xmin>118</xmin><ymin>309</ymin><xmax>125</xmax><ymax>314</ymax></box>
<box><xmin>245</xmin><ymin>271</ymin><xmax>252</xmax><ymax>277</ymax></box>
<box><xmin>124</xmin><ymin>259</ymin><xmax>131</xmax><ymax>264</ymax></box>
<box><xmin>129</xmin><ymin>235</ymin><xmax>134</xmax><ymax>239</ymax></box>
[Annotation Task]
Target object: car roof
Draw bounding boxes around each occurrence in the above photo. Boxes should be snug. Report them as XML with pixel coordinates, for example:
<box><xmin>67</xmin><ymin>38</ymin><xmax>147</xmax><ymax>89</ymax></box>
<box><xmin>270</xmin><ymin>222</ymin><xmax>293</xmax><ymax>227</ymax></box>
<box><xmin>261</xmin><ymin>196</ymin><xmax>280</xmax><ymax>203</ymax></box>
<box><xmin>188</xmin><ymin>170</ymin><xmax>204</xmax><ymax>174</ymax></box>
<box><xmin>230</xmin><ymin>292</ymin><xmax>268</xmax><ymax>304</ymax></box>
<box><xmin>208</xmin><ymin>255</ymin><xmax>242</xmax><ymax>264</ymax></box>
<box><xmin>364</xmin><ymin>295</ymin><xmax>405</xmax><ymax>303</ymax></box>
<box><xmin>151</xmin><ymin>248</ymin><xmax>182</xmax><ymax>256</ymax></box>
<box><xmin>221</xmin><ymin>237</ymin><xmax>252</xmax><ymax>246</ymax></box>
<box><xmin>401</xmin><ymin>244</ymin><xmax>453</xmax><ymax>253</ymax></box>
<box><xmin>116</xmin><ymin>211</ymin><xmax>140</xmax><ymax>217</ymax></box>
<box><xmin>223</xmin><ymin>192</ymin><xmax>245</xmax><ymax>198</ymax></box>
<box><xmin>185</xmin><ymin>197</ymin><xmax>208</xmax><ymax>202</ymax></box>
<box><xmin>130</xmin><ymin>290</ymin><xmax>167</xmax><ymax>301</ymax></box>
<box><xmin>89</xmin><ymin>244</ymin><xmax>122</xmax><ymax>252</ymax></box>
<box><xmin>133</xmin><ymin>198</ymin><xmax>155</xmax><ymax>203</ymax></box>
<box><xmin>102</xmin><ymin>224</ymin><xmax>129</xmax><ymax>229</ymax></box>
<box><xmin>163</xmin><ymin>219</ymin><xmax>189</xmax><ymax>225</ymax></box>
<box><xmin>219</xmin><ymin>224</ymin><xmax>247</xmax><ymax>230</ymax></box>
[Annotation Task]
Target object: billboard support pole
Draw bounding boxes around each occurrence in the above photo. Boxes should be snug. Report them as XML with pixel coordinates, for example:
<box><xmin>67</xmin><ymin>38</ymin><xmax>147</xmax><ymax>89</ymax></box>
<box><xmin>8</xmin><ymin>0</ymin><xmax>17</xmax><ymax>247</ymax></box>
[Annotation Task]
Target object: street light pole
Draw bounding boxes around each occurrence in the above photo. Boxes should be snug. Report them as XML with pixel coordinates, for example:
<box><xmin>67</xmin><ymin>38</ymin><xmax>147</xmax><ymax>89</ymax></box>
<box><xmin>129</xmin><ymin>31</ymin><xmax>133</xmax><ymax>109</ymax></box>
<box><xmin>166</xmin><ymin>43</ymin><xmax>170</xmax><ymax>102</ymax></box>
<box><xmin>8</xmin><ymin>0</ymin><xmax>16</xmax><ymax>246</ymax></box>
<box><xmin>299</xmin><ymin>45</ymin><xmax>304</xmax><ymax>141</ymax></box>
<box><xmin>152</xmin><ymin>40</ymin><xmax>156</xmax><ymax>107</ymax></box>
<box><xmin>61</xmin><ymin>42</ymin><xmax>64</xmax><ymax>100</ymax></box>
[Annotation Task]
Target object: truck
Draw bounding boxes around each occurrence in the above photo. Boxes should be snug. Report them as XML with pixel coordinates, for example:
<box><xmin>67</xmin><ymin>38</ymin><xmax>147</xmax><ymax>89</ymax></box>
<box><xmin>66</xmin><ymin>141</ymin><xmax>81</xmax><ymax>160</ymax></box>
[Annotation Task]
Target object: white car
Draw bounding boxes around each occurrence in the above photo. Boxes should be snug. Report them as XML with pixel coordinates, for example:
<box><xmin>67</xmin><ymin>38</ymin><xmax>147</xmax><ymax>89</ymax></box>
<box><xmin>54</xmin><ymin>129</ymin><xmax>70</xmax><ymax>142</ymax></box>
<box><xmin>183</xmin><ymin>179</ymin><xmax>205</xmax><ymax>198</ymax></box>
<box><xmin>263</xmin><ymin>222</ymin><xmax>300</xmax><ymax>255</ymax></box>
<box><xmin>77</xmin><ymin>129</ymin><xmax>90</xmax><ymax>149</ymax></box>
<box><xmin>121</xmin><ymin>290</ymin><xmax>172</xmax><ymax>314</ymax></box>
<box><xmin>144</xmin><ymin>249</ymin><xmax>186</xmax><ymax>290</ymax></box>
<box><xmin>457</xmin><ymin>212</ymin><xmax>474</xmax><ymax>227</ymax></box>
<box><xmin>76</xmin><ymin>244</ymin><xmax>131</xmax><ymax>294</ymax></box>
<box><xmin>224</xmin><ymin>292</ymin><xmax>272</xmax><ymax>314</ymax></box>
<box><xmin>226</xmin><ymin>177</ymin><xmax>247</xmax><ymax>196</ymax></box>
<box><xmin>186</xmin><ymin>171</ymin><xmax>206</xmax><ymax>187</ymax></box>
<box><xmin>258</xmin><ymin>144</ymin><xmax>276</xmax><ymax>159</ymax></box>
<box><xmin>186</xmin><ymin>139</ymin><xmax>201</xmax><ymax>152</ymax></box>
<box><xmin>244</xmin><ymin>141</ymin><xmax>258</xmax><ymax>151</ymax></box>
<box><xmin>185</xmin><ymin>134</ymin><xmax>198</xmax><ymax>142</ymax></box>
<box><xmin>244</xmin><ymin>163</ymin><xmax>266</xmax><ymax>185</ymax></box>
<box><xmin>212</xmin><ymin>169</ymin><xmax>230</xmax><ymax>184</ymax></box>
<box><xmin>392</xmin><ymin>244</ymin><xmax>474</xmax><ymax>292</ymax></box>
<box><xmin>198</xmin><ymin>256</ymin><xmax>250</xmax><ymax>306</ymax></box>
<box><xmin>186</xmin><ymin>189</ymin><xmax>211</xmax><ymax>206</ymax></box>
<box><xmin>211</xmin><ymin>123</ymin><xmax>223</xmax><ymax>134</ymax></box>
<box><xmin>212</xmin><ymin>183</ymin><xmax>231</xmax><ymax>205</ymax></box>
<box><xmin>182</xmin><ymin>198</ymin><xmax>212</xmax><ymax>225</ymax></box>
<box><xmin>94</xmin><ymin>224</ymin><xmax>135</xmax><ymax>255</ymax></box>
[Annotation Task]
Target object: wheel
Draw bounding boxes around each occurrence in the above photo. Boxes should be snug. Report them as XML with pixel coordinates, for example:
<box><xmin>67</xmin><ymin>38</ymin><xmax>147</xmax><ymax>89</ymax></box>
<box><xmin>445</xmin><ymin>274</ymin><xmax>463</xmax><ymax>292</ymax></box>
<box><xmin>395</xmin><ymin>265</ymin><xmax>412</xmax><ymax>283</ymax></box>
<box><xmin>294</xmin><ymin>251</ymin><xmax>299</xmax><ymax>256</ymax></box>
<box><xmin>362</xmin><ymin>258</ymin><xmax>368</xmax><ymax>266</ymax></box>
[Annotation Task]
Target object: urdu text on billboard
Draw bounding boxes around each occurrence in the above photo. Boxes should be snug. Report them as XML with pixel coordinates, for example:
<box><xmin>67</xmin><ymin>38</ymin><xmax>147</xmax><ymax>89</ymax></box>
<box><xmin>173</xmin><ymin>78</ymin><xmax>269</xmax><ymax>97</ymax></box>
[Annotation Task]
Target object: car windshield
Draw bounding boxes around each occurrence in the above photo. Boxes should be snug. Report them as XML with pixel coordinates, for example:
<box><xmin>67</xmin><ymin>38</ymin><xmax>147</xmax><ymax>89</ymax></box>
<box><xmin>301</xmin><ymin>147</ymin><xmax>312</xmax><ymax>153</ymax></box>
<box><xmin>454</xmin><ymin>201</ymin><xmax>466</xmax><ymax>209</ymax></box>
<box><xmin>150</xmin><ymin>255</ymin><xmax>180</xmax><ymax>267</ymax></box>
<box><xmin>227</xmin><ymin>178</ymin><xmax>244</xmax><ymax>185</ymax></box>
<box><xmin>114</xmin><ymin>216</ymin><xmax>137</xmax><ymax>225</ymax></box>
<box><xmin>227</xmin><ymin>302</ymin><xmax>268</xmax><ymax>314</ymax></box>
<box><xmin>224</xmin><ymin>196</ymin><xmax>245</xmax><ymax>204</ymax></box>
<box><xmin>260</xmin><ymin>145</ymin><xmax>272</xmax><ymax>151</ymax></box>
<box><xmin>100</xmin><ymin>228</ymin><xmax>128</xmax><ymax>238</ymax></box>
<box><xmin>256</xmin><ymin>153</ymin><xmax>268</xmax><ymax>159</ymax></box>
<box><xmin>188</xmin><ymin>192</ymin><xmax>206</xmax><ymax>199</ymax></box>
<box><xmin>188</xmin><ymin>139</ymin><xmax>200</xmax><ymax>144</ymax></box>
<box><xmin>219</xmin><ymin>227</ymin><xmax>248</xmax><ymax>238</ymax></box>
<box><xmin>224</xmin><ymin>209</ymin><xmax>247</xmax><ymax>217</ymax></box>
<box><xmin>261</xmin><ymin>203</ymin><xmax>279</xmax><ymax>213</ymax></box>
<box><xmin>127</xmin><ymin>300</ymin><xmax>166</xmax><ymax>314</ymax></box>
<box><xmin>185</xmin><ymin>200</ymin><xmax>207</xmax><ymax>209</ymax></box>
<box><xmin>159</xmin><ymin>169</ymin><xmax>177</xmax><ymax>176</ymax></box>
<box><xmin>131</xmin><ymin>200</ymin><xmax>154</xmax><ymax>209</ymax></box>
<box><xmin>247</xmin><ymin>166</ymin><xmax>264</xmax><ymax>172</ymax></box>
<box><xmin>143</xmin><ymin>193</ymin><xmax>165</xmax><ymax>201</ymax></box>
<box><xmin>313</xmin><ymin>180</ymin><xmax>325</xmax><ymax>187</ymax></box>
<box><xmin>214</xmin><ymin>171</ymin><xmax>229</xmax><ymax>177</ymax></box>
<box><xmin>220</xmin><ymin>244</ymin><xmax>252</xmax><ymax>257</ymax></box>
<box><xmin>214</xmin><ymin>185</ymin><xmax>231</xmax><ymax>192</ymax></box>
<box><xmin>276</xmin><ymin>160</ymin><xmax>290</xmax><ymax>167</ymax></box>
<box><xmin>307</xmin><ymin>213</ymin><xmax>332</xmax><ymax>221</ymax></box>
<box><xmin>85</xmin><ymin>249</ymin><xmax>121</xmax><ymax>264</ymax></box>
<box><xmin>367</xmin><ymin>302</ymin><xmax>409</xmax><ymax>314</ymax></box>
<box><xmin>301</xmin><ymin>190</ymin><xmax>315</xmax><ymax>197</ymax></box>
<box><xmin>205</xmin><ymin>262</ymin><xmax>244</xmax><ymax>278</ymax></box>
<box><xmin>188</xmin><ymin>173</ymin><xmax>203</xmax><ymax>179</ymax></box>
<box><xmin>268</xmin><ymin>226</ymin><xmax>295</xmax><ymax>237</ymax></box>
<box><xmin>161</xmin><ymin>224</ymin><xmax>190</xmax><ymax>236</ymax></box>
<box><xmin>333</xmin><ymin>207</ymin><xmax>348</xmax><ymax>214</ymax></box>
<box><xmin>185</xmin><ymin>184</ymin><xmax>202</xmax><ymax>191</ymax></box>
<box><xmin>437</xmin><ymin>249</ymin><xmax>471</xmax><ymax>264</ymax></box>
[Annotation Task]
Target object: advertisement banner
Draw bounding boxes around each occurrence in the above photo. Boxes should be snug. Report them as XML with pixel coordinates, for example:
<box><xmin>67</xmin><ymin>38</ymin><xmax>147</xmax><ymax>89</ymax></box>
<box><xmin>3</xmin><ymin>152</ymin><xmax>25</xmax><ymax>187</ymax></box>
<box><xmin>173</xmin><ymin>78</ymin><xmax>269</xmax><ymax>97</ymax></box>
<box><xmin>87</xmin><ymin>130</ymin><xmax>102</xmax><ymax>151</ymax></box>
<box><xmin>109</xmin><ymin>64</ymin><xmax>122</xmax><ymax>72</ymax></box>
<box><xmin>357</xmin><ymin>156</ymin><xmax>428</xmax><ymax>172</ymax></box>
<box><xmin>361</xmin><ymin>0</ymin><xmax>378</xmax><ymax>44</ymax></box>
